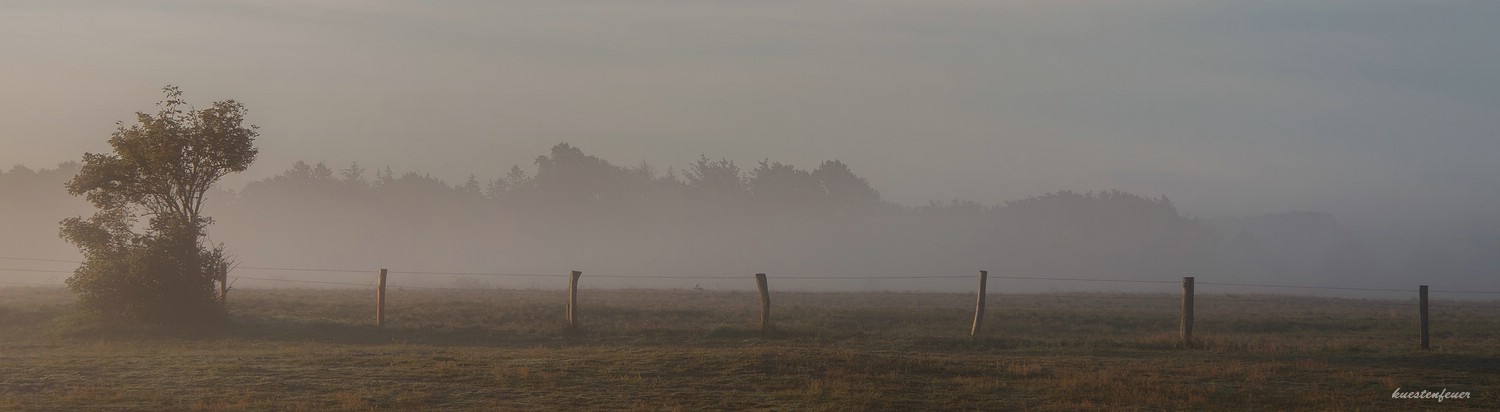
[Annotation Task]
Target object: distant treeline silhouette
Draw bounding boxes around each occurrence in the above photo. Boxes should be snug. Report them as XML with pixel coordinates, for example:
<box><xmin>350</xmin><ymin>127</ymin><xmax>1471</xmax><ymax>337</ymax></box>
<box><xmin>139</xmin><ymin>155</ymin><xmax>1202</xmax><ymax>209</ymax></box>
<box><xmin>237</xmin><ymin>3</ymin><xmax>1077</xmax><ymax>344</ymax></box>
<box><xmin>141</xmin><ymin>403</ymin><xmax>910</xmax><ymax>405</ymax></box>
<box><xmin>2</xmin><ymin>143</ymin><xmax>1488</xmax><ymax>291</ymax></box>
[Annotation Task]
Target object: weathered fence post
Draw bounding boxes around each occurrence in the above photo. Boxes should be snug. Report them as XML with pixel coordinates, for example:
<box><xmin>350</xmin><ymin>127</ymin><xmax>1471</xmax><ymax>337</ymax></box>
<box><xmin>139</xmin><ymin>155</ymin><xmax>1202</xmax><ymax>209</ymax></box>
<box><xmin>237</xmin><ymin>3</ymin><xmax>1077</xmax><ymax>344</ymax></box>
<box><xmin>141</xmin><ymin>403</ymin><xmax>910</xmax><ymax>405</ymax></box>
<box><xmin>377</xmin><ymin>269</ymin><xmax>388</xmax><ymax>327</ymax></box>
<box><xmin>755</xmin><ymin>273</ymin><xmax>771</xmax><ymax>333</ymax></box>
<box><xmin>970</xmin><ymin>270</ymin><xmax>988</xmax><ymax>338</ymax></box>
<box><xmin>1419</xmin><ymin>284</ymin><xmax>1430</xmax><ymax>350</ymax></box>
<box><xmin>567</xmin><ymin>271</ymin><xmax>582</xmax><ymax>330</ymax></box>
<box><xmin>1181</xmin><ymin>276</ymin><xmax>1194</xmax><ymax>346</ymax></box>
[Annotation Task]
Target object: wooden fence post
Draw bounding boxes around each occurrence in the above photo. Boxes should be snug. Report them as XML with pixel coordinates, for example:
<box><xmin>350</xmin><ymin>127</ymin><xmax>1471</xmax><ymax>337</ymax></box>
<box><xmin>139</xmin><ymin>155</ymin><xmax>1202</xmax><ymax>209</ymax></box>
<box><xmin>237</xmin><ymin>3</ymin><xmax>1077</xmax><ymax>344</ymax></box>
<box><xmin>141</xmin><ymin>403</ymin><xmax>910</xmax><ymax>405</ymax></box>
<box><xmin>377</xmin><ymin>269</ymin><xmax>387</xmax><ymax>327</ymax></box>
<box><xmin>970</xmin><ymin>270</ymin><xmax>988</xmax><ymax>338</ymax></box>
<box><xmin>756</xmin><ymin>273</ymin><xmax>771</xmax><ymax>333</ymax></box>
<box><xmin>567</xmin><ymin>271</ymin><xmax>582</xmax><ymax>330</ymax></box>
<box><xmin>1181</xmin><ymin>276</ymin><xmax>1194</xmax><ymax>346</ymax></box>
<box><xmin>1419</xmin><ymin>284</ymin><xmax>1430</xmax><ymax>350</ymax></box>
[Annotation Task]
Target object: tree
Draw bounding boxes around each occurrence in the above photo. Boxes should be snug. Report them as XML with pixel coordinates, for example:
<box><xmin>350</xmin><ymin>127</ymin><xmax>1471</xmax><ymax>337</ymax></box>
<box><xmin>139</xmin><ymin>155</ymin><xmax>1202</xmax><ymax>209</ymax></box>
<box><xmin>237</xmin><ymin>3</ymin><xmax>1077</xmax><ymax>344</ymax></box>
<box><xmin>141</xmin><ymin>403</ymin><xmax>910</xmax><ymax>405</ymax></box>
<box><xmin>812</xmin><ymin>160</ymin><xmax>879</xmax><ymax>209</ymax></box>
<box><xmin>59</xmin><ymin>86</ymin><xmax>258</xmax><ymax>324</ymax></box>
<box><xmin>339</xmin><ymin>161</ymin><xmax>367</xmax><ymax>187</ymax></box>
<box><xmin>686</xmin><ymin>155</ymin><xmax>746</xmax><ymax>198</ymax></box>
<box><xmin>527</xmin><ymin>143</ymin><xmax>630</xmax><ymax>218</ymax></box>
<box><xmin>748</xmin><ymin>159</ymin><xmax>821</xmax><ymax>210</ymax></box>
<box><xmin>458</xmin><ymin>174</ymin><xmax>482</xmax><ymax>197</ymax></box>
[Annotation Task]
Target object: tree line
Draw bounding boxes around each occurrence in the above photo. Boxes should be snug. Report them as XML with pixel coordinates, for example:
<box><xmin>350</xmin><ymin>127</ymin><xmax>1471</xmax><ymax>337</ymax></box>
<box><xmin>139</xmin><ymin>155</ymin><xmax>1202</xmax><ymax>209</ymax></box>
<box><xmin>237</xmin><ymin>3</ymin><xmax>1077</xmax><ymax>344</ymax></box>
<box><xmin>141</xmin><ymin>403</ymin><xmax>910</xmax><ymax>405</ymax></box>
<box><xmin>5</xmin><ymin>88</ymin><xmax>1466</xmax><ymax>325</ymax></box>
<box><xmin>4</xmin><ymin>143</ymin><xmax>1402</xmax><ymax>299</ymax></box>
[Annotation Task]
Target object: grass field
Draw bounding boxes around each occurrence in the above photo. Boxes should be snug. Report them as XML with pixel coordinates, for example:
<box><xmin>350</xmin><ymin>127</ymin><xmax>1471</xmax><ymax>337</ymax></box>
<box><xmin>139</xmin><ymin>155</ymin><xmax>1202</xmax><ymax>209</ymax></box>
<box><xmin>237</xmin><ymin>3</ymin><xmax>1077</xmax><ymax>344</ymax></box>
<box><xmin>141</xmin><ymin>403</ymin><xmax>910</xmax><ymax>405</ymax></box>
<box><xmin>0</xmin><ymin>286</ymin><xmax>1496</xmax><ymax>410</ymax></box>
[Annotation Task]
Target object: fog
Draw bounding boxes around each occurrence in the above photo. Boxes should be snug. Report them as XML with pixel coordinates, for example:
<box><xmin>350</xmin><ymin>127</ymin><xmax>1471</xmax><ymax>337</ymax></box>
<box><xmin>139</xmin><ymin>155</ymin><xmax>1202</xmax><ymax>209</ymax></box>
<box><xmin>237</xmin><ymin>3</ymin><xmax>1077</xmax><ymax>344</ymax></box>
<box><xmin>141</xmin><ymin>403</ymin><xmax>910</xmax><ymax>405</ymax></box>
<box><xmin>2</xmin><ymin>146</ymin><xmax>1495</xmax><ymax>295</ymax></box>
<box><xmin>2</xmin><ymin>1</ymin><xmax>1498</xmax><ymax>294</ymax></box>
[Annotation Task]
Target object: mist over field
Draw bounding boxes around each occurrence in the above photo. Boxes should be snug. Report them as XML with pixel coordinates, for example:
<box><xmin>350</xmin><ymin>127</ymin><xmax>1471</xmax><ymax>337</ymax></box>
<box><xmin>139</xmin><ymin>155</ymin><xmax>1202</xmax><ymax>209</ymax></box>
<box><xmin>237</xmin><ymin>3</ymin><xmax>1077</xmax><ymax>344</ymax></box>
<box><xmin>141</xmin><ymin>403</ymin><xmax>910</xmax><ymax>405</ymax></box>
<box><xmin>2</xmin><ymin>0</ymin><xmax>1498</xmax><ymax>294</ymax></box>
<box><xmin>2</xmin><ymin>148</ymin><xmax>1494</xmax><ymax>294</ymax></box>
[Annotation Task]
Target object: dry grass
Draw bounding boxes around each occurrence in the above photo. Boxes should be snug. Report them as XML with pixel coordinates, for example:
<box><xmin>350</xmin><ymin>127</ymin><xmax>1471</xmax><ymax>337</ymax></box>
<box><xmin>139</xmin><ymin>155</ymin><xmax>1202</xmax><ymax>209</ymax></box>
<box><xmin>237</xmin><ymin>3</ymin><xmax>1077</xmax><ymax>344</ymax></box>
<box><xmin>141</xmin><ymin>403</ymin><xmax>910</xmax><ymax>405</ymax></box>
<box><xmin>0</xmin><ymin>286</ymin><xmax>1496</xmax><ymax>410</ymax></box>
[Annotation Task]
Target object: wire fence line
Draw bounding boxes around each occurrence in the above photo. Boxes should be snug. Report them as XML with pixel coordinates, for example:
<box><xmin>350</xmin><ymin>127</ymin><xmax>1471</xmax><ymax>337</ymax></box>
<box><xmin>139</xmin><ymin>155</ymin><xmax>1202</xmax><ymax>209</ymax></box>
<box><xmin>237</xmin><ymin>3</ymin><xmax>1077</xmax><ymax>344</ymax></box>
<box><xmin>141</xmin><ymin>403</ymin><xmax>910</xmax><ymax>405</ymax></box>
<box><xmin>0</xmin><ymin>268</ymin><xmax>71</xmax><ymax>274</ymax></box>
<box><xmin>1198</xmin><ymin>281</ymin><xmax>1410</xmax><ymax>293</ymax></box>
<box><xmin>989</xmin><ymin>275</ymin><xmax>1178</xmax><ymax>284</ymax></box>
<box><xmin>0</xmin><ymin>257</ymin><xmax>80</xmax><ymax>264</ymax></box>
<box><xmin>4</xmin><ymin>255</ymin><xmax>1500</xmax><ymax>296</ymax></box>
<box><xmin>230</xmin><ymin>276</ymin><xmax>373</xmax><ymax>287</ymax></box>
<box><xmin>6</xmin><ymin>276</ymin><xmax>1495</xmax><ymax>310</ymax></box>
<box><xmin>388</xmin><ymin>270</ymin><xmax>567</xmax><ymax>278</ymax></box>
<box><xmin>238</xmin><ymin>266</ymin><xmax>371</xmax><ymax>274</ymax></box>
<box><xmin>389</xmin><ymin>271</ymin><xmax>972</xmax><ymax>280</ymax></box>
<box><xmin>1196</xmin><ymin>280</ymin><xmax>1500</xmax><ymax>295</ymax></box>
<box><xmin>7</xmin><ymin>266</ymin><xmax>1498</xmax><ymax>297</ymax></box>
<box><xmin>0</xmin><ymin>280</ymin><xmax>69</xmax><ymax>287</ymax></box>
<box><xmin>4</xmin><ymin>276</ymin><xmax>1496</xmax><ymax>310</ymax></box>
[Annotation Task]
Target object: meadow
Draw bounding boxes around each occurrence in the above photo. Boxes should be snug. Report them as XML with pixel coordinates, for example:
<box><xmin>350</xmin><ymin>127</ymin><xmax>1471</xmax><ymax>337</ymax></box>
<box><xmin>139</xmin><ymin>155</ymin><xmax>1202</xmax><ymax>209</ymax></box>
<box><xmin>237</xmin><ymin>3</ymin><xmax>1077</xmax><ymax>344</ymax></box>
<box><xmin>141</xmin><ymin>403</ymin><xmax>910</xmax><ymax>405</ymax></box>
<box><xmin>0</xmin><ymin>286</ymin><xmax>1496</xmax><ymax>410</ymax></box>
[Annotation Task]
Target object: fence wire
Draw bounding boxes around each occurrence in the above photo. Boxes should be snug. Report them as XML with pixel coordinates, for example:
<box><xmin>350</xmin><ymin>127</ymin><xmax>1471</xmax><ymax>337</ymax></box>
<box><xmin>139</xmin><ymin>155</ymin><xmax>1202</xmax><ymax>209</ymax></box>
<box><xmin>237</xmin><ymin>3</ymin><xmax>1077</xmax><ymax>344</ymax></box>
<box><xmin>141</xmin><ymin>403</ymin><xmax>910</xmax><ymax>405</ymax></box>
<box><xmin>4</xmin><ymin>254</ymin><xmax>1500</xmax><ymax>297</ymax></box>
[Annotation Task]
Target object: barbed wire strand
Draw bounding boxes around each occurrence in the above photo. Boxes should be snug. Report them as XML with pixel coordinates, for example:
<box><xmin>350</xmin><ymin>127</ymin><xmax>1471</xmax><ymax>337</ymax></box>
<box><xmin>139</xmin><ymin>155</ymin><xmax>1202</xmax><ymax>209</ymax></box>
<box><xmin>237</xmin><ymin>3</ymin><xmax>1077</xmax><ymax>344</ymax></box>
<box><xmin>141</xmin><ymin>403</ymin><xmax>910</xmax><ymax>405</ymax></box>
<box><xmin>237</xmin><ymin>266</ymin><xmax>373</xmax><ymax>274</ymax></box>
<box><xmin>0</xmin><ymin>256</ymin><xmax>81</xmax><ymax>263</ymax></box>
<box><xmin>385</xmin><ymin>285</ymin><xmax>560</xmax><ymax>293</ymax></box>
<box><xmin>390</xmin><ymin>271</ymin><xmax>560</xmax><ymax>278</ymax></box>
<box><xmin>993</xmin><ymin>275</ymin><xmax>1179</xmax><ymax>284</ymax></box>
<box><xmin>0</xmin><ymin>268</ymin><xmax>73</xmax><ymax>273</ymax></box>
<box><xmin>230</xmin><ymin>276</ymin><xmax>371</xmax><ymax>287</ymax></box>
<box><xmin>0</xmin><ymin>281</ymin><xmax>66</xmax><ymax>287</ymax></box>
<box><xmin>1198</xmin><ymin>282</ymin><xmax>1411</xmax><ymax>293</ymax></box>
<box><xmin>2</xmin><ymin>253</ymin><xmax>1499</xmax><ymax>294</ymax></box>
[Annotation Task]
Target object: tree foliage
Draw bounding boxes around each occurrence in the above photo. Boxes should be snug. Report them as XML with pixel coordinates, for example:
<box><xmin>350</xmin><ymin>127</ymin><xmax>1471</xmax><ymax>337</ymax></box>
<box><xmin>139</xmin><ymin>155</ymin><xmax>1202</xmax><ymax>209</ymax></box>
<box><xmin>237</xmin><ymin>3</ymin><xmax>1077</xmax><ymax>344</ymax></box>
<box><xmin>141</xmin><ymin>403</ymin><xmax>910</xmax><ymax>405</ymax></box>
<box><xmin>812</xmin><ymin>160</ymin><xmax>879</xmax><ymax>210</ymax></box>
<box><xmin>687</xmin><ymin>155</ymin><xmax>746</xmax><ymax>198</ymax></box>
<box><xmin>59</xmin><ymin>86</ymin><xmax>258</xmax><ymax>324</ymax></box>
<box><xmin>748</xmin><ymin>160</ymin><xmax>821</xmax><ymax>210</ymax></box>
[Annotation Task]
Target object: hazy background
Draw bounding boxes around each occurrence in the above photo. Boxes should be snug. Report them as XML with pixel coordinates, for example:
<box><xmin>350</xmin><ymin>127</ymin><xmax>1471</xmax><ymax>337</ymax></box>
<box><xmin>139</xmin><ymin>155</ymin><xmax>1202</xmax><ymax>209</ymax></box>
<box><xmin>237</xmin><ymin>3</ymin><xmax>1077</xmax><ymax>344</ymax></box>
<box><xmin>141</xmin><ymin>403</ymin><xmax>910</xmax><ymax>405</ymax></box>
<box><xmin>2</xmin><ymin>1</ymin><xmax>1496</xmax><ymax>293</ymax></box>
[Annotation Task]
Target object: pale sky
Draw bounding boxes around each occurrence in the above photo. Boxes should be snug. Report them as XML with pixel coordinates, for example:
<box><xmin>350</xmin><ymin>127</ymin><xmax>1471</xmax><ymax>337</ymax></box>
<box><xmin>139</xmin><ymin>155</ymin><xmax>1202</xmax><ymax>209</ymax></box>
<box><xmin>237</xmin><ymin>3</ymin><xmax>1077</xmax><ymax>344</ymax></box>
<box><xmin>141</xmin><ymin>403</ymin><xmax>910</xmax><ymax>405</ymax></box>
<box><xmin>4</xmin><ymin>0</ymin><xmax>1497</xmax><ymax>233</ymax></box>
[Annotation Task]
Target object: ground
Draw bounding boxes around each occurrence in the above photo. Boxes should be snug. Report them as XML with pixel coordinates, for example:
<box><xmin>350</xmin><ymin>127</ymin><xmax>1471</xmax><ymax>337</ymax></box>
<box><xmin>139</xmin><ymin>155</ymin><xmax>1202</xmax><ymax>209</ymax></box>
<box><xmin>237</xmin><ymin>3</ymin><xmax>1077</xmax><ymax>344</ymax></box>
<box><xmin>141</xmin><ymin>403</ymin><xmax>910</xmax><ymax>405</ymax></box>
<box><xmin>0</xmin><ymin>287</ymin><xmax>1495</xmax><ymax>410</ymax></box>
